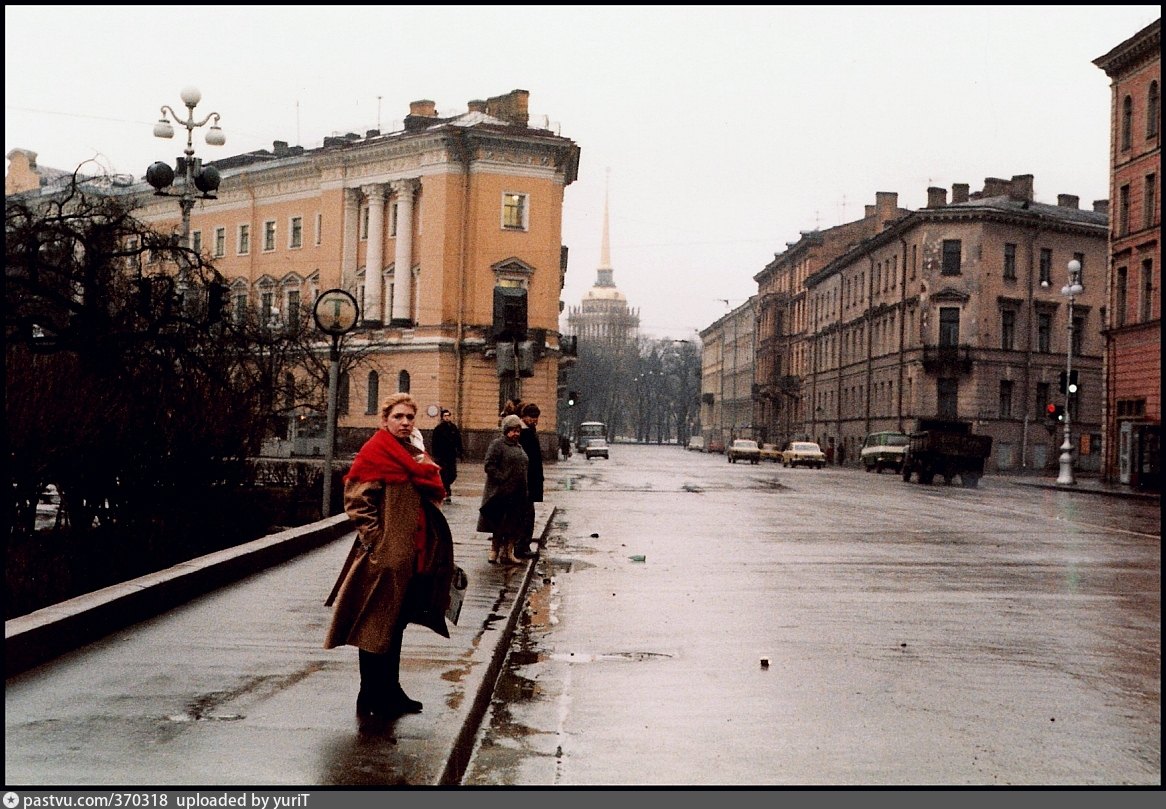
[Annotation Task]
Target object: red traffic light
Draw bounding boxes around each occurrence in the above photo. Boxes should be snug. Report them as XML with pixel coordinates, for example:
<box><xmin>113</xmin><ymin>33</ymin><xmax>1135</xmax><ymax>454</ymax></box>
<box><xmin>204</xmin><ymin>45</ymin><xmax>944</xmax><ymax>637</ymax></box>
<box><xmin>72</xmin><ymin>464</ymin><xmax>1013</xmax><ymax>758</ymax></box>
<box><xmin>1046</xmin><ymin>402</ymin><xmax>1058</xmax><ymax>415</ymax></box>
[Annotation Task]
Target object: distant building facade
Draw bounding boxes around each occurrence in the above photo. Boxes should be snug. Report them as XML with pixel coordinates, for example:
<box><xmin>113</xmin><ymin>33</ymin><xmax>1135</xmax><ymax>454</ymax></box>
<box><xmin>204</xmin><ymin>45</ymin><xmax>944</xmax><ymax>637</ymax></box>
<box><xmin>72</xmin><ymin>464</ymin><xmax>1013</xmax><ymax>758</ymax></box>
<box><xmin>785</xmin><ymin>175</ymin><xmax>1108</xmax><ymax>472</ymax></box>
<box><xmin>564</xmin><ymin>186</ymin><xmax>639</xmax><ymax>347</ymax></box>
<box><xmin>699</xmin><ymin>296</ymin><xmax>757</xmax><ymax>451</ymax></box>
<box><xmin>58</xmin><ymin>89</ymin><xmax>580</xmax><ymax>459</ymax></box>
<box><xmin>1094</xmin><ymin>18</ymin><xmax>1161</xmax><ymax>490</ymax></box>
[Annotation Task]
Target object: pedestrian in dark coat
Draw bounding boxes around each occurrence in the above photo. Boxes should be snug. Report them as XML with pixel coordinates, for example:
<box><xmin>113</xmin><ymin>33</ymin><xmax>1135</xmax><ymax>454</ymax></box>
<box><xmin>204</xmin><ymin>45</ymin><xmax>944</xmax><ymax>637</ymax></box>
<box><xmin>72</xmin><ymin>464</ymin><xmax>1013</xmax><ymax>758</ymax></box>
<box><xmin>324</xmin><ymin>393</ymin><xmax>454</xmax><ymax>720</ymax></box>
<box><xmin>516</xmin><ymin>402</ymin><xmax>544</xmax><ymax>557</ymax></box>
<box><xmin>429</xmin><ymin>408</ymin><xmax>464</xmax><ymax>502</ymax></box>
<box><xmin>477</xmin><ymin>414</ymin><xmax>528</xmax><ymax>565</ymax></box>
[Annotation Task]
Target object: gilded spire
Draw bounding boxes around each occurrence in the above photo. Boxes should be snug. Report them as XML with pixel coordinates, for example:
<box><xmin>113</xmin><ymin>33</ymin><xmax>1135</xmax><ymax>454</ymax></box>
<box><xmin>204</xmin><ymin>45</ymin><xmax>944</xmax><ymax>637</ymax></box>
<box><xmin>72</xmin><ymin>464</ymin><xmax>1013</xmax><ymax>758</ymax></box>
<box><xmin>596</xmin><ymin>168</ymin><xmax>614</xmax><ymax>285</ymax></box>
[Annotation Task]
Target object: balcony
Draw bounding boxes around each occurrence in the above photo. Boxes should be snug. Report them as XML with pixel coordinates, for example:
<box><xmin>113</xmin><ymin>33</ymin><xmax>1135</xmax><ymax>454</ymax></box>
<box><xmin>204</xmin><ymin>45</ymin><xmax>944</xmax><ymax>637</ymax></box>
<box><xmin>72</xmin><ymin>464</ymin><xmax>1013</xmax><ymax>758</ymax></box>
<box><xmin>921</xmin><ymin>344</ymin><xmax>974</xmax><ymax>375</ymax></box>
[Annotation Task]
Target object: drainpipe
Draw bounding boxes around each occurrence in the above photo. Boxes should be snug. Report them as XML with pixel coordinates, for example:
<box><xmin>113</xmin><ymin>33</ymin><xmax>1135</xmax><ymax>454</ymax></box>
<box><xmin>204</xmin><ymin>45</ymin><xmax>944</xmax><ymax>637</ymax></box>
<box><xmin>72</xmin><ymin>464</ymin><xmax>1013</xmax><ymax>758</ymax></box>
<box><xmin>452</xmin><ymin>131</ymin><xmax>472</xmax><ymax>427</ymax></box>
<box><xmin>897</xmin><ymin>235</ymin><xmax>908</xmax><ymax>433</ymax></box>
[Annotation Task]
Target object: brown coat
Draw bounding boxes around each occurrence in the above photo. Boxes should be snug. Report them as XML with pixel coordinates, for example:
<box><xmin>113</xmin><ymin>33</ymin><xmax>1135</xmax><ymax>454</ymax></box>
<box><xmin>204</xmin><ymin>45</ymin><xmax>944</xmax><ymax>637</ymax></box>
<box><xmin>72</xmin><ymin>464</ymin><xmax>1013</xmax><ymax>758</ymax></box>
<box><xmin>324</xmin><ymin>479</ymin><xmax>455</xmax><ymax>652</ymax></box>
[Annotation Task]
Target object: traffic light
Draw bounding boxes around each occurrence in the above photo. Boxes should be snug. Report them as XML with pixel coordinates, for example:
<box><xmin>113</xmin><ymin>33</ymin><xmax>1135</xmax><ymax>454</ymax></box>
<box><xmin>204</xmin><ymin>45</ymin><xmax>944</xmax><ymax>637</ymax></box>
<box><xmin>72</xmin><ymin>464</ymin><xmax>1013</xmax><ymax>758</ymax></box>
<box><xmin>567</xmin><ymin>390</ymin><xmax>577</xmax><ymax>407</ymax></box>
<box><xmin>1045</xmin><ymin>402</ymin><xmax>1064</xmax><ymax>426</ymax></box>
<box><xmin>1059</xmin><ymin>370</ymin><xmax>1079</xmax><ymax>395</ymax></box>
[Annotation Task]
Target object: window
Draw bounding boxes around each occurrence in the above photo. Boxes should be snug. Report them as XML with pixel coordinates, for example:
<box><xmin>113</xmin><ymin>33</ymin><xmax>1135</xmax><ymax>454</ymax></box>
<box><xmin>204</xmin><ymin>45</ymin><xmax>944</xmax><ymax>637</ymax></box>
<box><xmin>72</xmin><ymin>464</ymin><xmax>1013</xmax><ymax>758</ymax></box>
<box><xmin>941</xmin><ymin>240</ymin><xmax>961</xmax><ymax>275</ymax></box>
<box><xmin>1149</xmin><ymin>81</ymin><xmax>1160</xmax><ymax>139</ymax></box>
<box><xmin>389</xmin><ymin>202</ymin><xmax>398</xmax><ymax>237</ymax></box>
<box><xmin>502</xmin><ymin>192</ymin><xmax>528</xmax><ymax>230</ymax></box>
<box><xmin>1072</xmin><ymin>315</ymin><xmax>1084</xmax><ymax>357</ymax></box>
<box><xmin>286</xmin><ymin>290</ymin><xmax>301</xmax><ymax>324</ymax></box>
<box><xmin>1073</xmin><ymin>253</ymin><xmax>1085</xmax><ymax>286</ymax></box>
<box><xmin>315</xmin><ymin>213</ymin><xmax>323</xmax><ymax>245</ymax></box>
<box><xmin>1116</xmin><ymin>266</ymin><xmax>1128</xmax><ymax>327</ymax></box>
<box><xmin>289</xmin><ymin>216</ymin><xmax>303</xmax><ymax>249</ymax></box>
<box><xmin>260</xmin><ymin>291</ymin><xmax>274</xmax><ymax>322</ymax></box>
<box><xmin>999</xmin><ymin>380</ymin><xmax>1014</xmax><ymax>418</ymax></box>
<box><xmin>191</xmin><ymin>230</ymin><xmax>202</xmax><ymax>255</ymax></box>
<box><xmin>1001</xmin><ymin>309</ymin><xmax>1016</xmax><ymax>350</ymax></box>
<box><xmin>937</xmin><ymin>378</ymin><xmax>959</xmax><ymax>419</ymax></box>
<box><xmin>214</xmin><ymin>227</ymin><xmax>226</xmax><ymax>258</ymax></box>
<box><xmin>1121</xmin><ymin>95</ymin><xmax>1133</xmax><ymax>151</ymax></box>
<box><xmin>939</xmin><ymin>307</ymin><xmax>960</xmax><ymax>346</ymax></box>
<box><xmin>360</xmin><ymin>206</ymin><xmax>369</xmax><ymax>240</ymax></box>
<box><xmin>232</xmin><ymin>292</ymin><xmax>247</xmax><ymax>323</ymax></box>
<box><xmin>338</xmin><ymin>372</ymin><xmax>350</xmax><ymax>415</ymax></box>
<box><xmin>1037</xmin><ymin>312</ymin><xmax>1051</xmax><ymax>353</ymax></box>
<box><xmin>1141</xmin><ymin>259</ymin><xmax>1154</xmax><ymax>322</ymax></box>
<box><xmin>366</xmin><ymin>371</ymin><xmax>379</xmax><ymax>414</ymax></box>
<box><xmin>1144</xmin><ymin>174</ymin><xmax>1157</xmax><ymax>231</ymax></box>
<box><xmin>263</xmin><ymin>220</ymin><xmax>276</xmax><ymax>252</ymax></box>
<box><xmin>238</xmin><ymin>224</ymin><xmax>250</xmax><ymax>255</ymax></box>
<box><xmin>1039</xmin><ymin>248</ymin><xmax>1052</xmax><ymax>287</ymax></box>
<box><xmin>1119</xmin><ymin>184</ymin><xmax>1130</xmax><ymax>236</ymax></box>
<box><xmin>1003</xmin><ymin>243</ymin><xmax>1017</xmax><ymax>280</ymax></box>
<box><xmin>397</xmin><ymin>370</ymin><xmax>410</xmax><ymax>393</ymax></box>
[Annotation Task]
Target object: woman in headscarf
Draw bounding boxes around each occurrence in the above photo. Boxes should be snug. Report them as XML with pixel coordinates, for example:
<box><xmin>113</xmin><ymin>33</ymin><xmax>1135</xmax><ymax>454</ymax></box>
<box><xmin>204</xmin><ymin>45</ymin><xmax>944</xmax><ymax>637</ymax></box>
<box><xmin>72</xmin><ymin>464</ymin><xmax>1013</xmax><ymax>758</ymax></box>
<box><xmin>477</xmin><ymin>414</ymin><xmax>529</xmax><ymax>565</ymax></box>
<box><xmin>324</xmin><ymin>393</ymin><xmax>456</xmax><ymax>719</ymax></box>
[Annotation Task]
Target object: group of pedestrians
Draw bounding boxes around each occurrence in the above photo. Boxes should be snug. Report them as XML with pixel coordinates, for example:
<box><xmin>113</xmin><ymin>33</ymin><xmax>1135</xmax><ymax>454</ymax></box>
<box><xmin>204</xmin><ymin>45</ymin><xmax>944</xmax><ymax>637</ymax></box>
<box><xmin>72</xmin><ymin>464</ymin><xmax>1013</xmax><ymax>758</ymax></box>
<box><xmin>321</xmin><ymin>394</ymin><xmax>547</xmax><ymax>722</ymax></box>
<box><xmin>478</xmin><ymin>400</ymin><xmax>543</xmax><ymax>565</ymax></box>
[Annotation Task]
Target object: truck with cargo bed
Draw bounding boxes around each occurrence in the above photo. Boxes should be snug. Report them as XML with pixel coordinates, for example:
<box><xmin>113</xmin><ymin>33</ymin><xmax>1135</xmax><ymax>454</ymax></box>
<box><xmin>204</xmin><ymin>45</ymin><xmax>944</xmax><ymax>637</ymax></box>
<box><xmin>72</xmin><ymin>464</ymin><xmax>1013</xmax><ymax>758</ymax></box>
<box><xmin>900</xmin><ymin>418</ymin><xmax>992</xmax><ymax>488</ymax></box>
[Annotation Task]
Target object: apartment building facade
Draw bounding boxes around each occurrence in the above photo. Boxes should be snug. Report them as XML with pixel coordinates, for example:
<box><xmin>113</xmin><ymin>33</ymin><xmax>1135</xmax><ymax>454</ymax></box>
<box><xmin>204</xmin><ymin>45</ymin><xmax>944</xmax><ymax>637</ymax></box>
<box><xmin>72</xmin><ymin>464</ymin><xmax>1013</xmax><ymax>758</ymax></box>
<box><xmin>1094</xmin><ymin>18</ymin><xmax>1161</xmax><ymax>490</ymax></box>
<box><xmin>788</xmin><ymin>175</ymin><xmax>1108</xmax><ymax>472</ymax></box>
<box><xmin>699</xmin><ymin>296</ymin><xmax>757</xmax><ymax>451</ymax></box>
<box><xmin>126</xmin><ymin>89</ymin><xmax>581</xmax><ymax>457</ymax></box>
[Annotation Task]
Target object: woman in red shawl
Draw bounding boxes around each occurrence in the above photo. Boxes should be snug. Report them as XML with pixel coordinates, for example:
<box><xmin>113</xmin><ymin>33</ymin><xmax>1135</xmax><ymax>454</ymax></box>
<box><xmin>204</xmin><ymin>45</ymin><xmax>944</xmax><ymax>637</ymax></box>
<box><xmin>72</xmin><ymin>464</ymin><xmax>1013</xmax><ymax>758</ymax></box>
<box><xmin>324</xmin><ymin>392</ymin><xmax>455</xmax><ymax>719</ymax></box>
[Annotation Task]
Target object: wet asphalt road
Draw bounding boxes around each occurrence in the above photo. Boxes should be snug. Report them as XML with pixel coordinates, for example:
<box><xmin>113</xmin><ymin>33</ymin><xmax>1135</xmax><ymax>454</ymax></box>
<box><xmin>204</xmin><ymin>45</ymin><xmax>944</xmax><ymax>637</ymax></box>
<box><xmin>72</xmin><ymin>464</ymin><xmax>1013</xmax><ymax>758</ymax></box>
<box><xmin>463</xmin><ymin>444</ymin><xmax>1161</xmax><ymax>786</ymax></box>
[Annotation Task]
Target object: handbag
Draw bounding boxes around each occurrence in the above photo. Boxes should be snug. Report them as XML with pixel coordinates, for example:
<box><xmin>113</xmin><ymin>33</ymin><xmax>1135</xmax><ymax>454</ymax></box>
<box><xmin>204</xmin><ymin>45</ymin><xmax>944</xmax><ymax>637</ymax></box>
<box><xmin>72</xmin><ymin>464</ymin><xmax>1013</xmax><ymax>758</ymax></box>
<box><xmin>446</xmin><ymin>565</ymin><xmax>468</xmax><ymax>625</ymax></box>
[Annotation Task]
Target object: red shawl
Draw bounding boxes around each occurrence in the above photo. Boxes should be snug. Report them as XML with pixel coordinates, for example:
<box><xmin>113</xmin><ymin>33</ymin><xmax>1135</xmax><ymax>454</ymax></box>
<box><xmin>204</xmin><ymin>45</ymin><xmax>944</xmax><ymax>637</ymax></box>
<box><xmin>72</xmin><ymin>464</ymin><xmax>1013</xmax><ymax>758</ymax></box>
<box><xmin>346</xmin><ymin>429</ymin><xmax>446</xmax><ymax>502</ymax></box>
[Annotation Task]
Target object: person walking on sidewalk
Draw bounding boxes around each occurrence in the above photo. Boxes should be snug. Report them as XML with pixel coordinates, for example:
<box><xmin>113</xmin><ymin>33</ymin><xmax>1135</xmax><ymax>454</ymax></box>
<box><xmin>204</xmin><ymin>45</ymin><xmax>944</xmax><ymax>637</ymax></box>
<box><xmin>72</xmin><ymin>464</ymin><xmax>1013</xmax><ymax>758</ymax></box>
<box><xmin>516</xmin><ymin>402</ymin><xmax>544</xmax><ymax>558</ymax></box>
<box><xmin>477</xmin><ymin>414</ymin><xmax>529</xmax><ymax>565</ymax></box>
<box><xmin>430</xmin><ymin>408</ymin><xmax>464</xmax><ymax>503</ymax></box>
<box><xmin>324</xmin><ymin>393</ymin><xmax>456</xmax><ymax>720</ymax></box>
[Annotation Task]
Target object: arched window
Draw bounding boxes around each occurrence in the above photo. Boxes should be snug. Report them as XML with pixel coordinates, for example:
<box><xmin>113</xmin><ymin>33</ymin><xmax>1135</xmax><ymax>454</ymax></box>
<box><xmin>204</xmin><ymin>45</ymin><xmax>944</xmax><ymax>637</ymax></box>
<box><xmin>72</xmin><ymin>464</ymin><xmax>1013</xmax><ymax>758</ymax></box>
<box><xmin>366</xmin><ymin>371</ymin><xmax>379</xmax><ymax>414</ymax></box>
<box><xmin>1148</xmin><ymin>81</ymin><xmax>1160</xmax><ymax>139</ymax></box>
<box><xmin>1121</xmin><ymin>95</ymin><xmax>1133</xmax><ymax>151</ymax></box>
<box><xmin>338</xmin><ymin>372</ymin><xmax>350</xmax><ymax>415</ymax></box>
<box><xmin>398</xmin><ymin>370</ymin><xmax>411</xmax><ymax>393</ymax></box>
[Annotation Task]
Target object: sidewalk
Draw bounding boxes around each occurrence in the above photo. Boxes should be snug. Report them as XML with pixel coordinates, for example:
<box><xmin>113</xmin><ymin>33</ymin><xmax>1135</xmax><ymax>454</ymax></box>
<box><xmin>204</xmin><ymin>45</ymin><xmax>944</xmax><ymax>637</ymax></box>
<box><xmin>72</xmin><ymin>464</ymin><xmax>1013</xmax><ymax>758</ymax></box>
<box><xmin>1003</xmin><ymin>472</ymin><xmax>1160</xmax><ymax>502</ymax></box>
<box><xmin>5</xmin><ymin>462</ymin><xmax>551</xmax><ymax>787</ymax></box>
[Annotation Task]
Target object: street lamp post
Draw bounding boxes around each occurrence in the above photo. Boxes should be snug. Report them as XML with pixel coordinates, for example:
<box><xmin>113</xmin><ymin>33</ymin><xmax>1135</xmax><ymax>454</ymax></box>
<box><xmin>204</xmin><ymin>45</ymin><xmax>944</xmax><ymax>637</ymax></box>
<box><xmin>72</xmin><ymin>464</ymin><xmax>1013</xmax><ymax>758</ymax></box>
<box><xmin>313</xmin><ymin>289</ymin><xmax>359</xmax><ymax>517</ymax></box>
<box><xmin>147</xmin><ymin>86</ymin><xmax>225</xmax><ymax>298</ymax></box>
<box><xmin>1056</xmin><ymin>259</ymin><xmax>1084</xmax><ymax>486</ymax></box>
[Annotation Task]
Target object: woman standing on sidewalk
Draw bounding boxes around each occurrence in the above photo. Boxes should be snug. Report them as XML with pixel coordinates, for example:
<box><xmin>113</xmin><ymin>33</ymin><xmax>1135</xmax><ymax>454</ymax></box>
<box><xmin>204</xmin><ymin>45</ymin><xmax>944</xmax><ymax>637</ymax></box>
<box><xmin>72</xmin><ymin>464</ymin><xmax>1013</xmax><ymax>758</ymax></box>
<box><xmin>324</xmin><ymin>392</ymin><xmax>456</xmax><ymax>720</ymax></box>
<box><xmin>477</xmin><ymin>414</ymin><xmax>529</xmax><ymax>565</ymax></box>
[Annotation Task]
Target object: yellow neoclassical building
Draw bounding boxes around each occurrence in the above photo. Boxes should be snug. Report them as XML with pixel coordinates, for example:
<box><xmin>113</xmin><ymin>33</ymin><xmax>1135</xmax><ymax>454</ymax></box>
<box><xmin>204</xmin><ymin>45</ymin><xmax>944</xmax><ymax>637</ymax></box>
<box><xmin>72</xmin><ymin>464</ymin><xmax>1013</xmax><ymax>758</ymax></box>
<box><xmin>124</xmin><ymin>89</ymin><xmax>579</xmax><ymax>458</ymax></box>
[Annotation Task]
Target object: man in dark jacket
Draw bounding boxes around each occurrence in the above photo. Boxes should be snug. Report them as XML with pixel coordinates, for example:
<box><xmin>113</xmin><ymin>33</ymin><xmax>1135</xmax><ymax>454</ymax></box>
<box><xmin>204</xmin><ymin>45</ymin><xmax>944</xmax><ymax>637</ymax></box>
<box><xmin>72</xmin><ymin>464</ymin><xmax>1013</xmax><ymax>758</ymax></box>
<box><xmin>517</xmin><ymin>402</ymin><xmax>544</xmax><ymax>557</ymax></box>
<box><xmin>430</xmin><ymin>409</ymin><xmax>464</xmax><ymax>503</ymax></box>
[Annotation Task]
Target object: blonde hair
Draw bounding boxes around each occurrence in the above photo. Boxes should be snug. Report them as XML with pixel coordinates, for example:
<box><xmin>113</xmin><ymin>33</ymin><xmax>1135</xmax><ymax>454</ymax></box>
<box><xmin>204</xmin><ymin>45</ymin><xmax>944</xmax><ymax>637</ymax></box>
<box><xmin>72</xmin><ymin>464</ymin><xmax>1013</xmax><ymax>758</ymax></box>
<box><xmin>380</xmin><ymin>392</ymin><xmax>418</xmax><ymax>417</ymax></box>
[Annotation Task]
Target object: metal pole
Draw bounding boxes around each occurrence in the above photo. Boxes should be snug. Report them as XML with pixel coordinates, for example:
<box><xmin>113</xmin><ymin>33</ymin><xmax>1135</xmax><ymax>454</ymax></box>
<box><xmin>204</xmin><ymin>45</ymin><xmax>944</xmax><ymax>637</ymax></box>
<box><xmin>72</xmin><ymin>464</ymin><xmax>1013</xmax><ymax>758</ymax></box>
<box><xmin>322</xmin><ymin>334</ymin><xmax>341</xmax><ymax>516</ymax></box>
<box><xmin>1056</xmin><ymin>293</ymin><xmax>1076</xmax><ymax>485</ymax></box>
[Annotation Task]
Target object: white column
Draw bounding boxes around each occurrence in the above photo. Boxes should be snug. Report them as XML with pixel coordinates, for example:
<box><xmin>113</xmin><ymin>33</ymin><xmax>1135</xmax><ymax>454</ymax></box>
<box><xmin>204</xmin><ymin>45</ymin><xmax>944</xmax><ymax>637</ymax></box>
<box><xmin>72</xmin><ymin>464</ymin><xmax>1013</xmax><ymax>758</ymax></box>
<box><xmin>362</xmin><ymin>184</ymin><xmax>387</xmax><ymax>324</ymax></box>
<box><xmin>341</xmin><ymin>189</ymin><xmax>359</xmax><ymax>292</ymax></box>
<box><xmin>390</xmin><ymin>178</ymin><xmax>418</xmax><ymax>326</ymax></box>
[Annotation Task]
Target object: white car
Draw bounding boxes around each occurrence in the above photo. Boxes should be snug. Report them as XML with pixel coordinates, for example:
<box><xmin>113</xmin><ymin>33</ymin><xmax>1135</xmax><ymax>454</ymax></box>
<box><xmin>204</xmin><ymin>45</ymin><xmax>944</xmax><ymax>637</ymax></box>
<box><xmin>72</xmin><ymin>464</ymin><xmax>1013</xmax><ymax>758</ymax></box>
<box><xmin>585</xmin><ymin>438</ymin><xmax>609</xmax><ymax>459</ymax></box>
<box><xmin>727</xmin><ymin>439</ymin><xmax>761</xmax><ymax>464</ymax></box>
<box><xmin>781</xmin><ymin>441</ymin><xmax>826</xmax><ymax>469</ymax></box>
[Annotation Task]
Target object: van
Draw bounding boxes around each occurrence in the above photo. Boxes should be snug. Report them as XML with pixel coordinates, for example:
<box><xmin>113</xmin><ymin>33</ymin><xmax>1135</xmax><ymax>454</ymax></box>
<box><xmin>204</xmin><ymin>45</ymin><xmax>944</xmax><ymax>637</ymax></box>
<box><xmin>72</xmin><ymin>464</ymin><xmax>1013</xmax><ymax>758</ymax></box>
<box><xmin>860</xmin><ymin>431</ymin><xmax>910</xmax><ymax>473</ymax></box>
<box><xmin>687</xmin><ymin>436</ymin><xmax>705</xmax><ymax>452</ymax></box>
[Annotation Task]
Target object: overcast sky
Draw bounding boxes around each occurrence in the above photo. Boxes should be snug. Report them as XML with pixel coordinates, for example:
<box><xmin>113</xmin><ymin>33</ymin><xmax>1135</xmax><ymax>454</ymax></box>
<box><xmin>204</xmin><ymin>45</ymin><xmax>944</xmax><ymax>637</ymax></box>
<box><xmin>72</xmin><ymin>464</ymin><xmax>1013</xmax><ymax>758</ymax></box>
<box><xmin>6</xmin><ymin>5</ymin><xmax>1160</xmax><ymax>340</ymax></box>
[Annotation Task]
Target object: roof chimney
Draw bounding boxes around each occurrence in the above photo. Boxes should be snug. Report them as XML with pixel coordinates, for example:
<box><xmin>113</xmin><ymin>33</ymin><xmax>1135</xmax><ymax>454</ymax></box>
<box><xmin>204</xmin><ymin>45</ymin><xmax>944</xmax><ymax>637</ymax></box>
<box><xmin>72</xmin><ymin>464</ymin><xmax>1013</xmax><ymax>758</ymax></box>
<box><xmin>874</xmin><ymin>191</ymin><xmax>899</xmax><ymax>231</ymax></box>
<box><xmin>1093</xmin><ymin>199</ymin><xmax>1109</xmax><ymax>215</ymax></box>
<box><xmin>409</xmin><ymin>100</ymin><xmax>437</xmax><ymax>117</ymax></box>
<box><xmin>467</xmin><ymin>99</ymin><xmax>487</xmax><ymax>113</ymax></box>
<box><xmin>1008</xmin><ymin>174</ymin><xmax>1034</xmax><ymax>202</ymax></box>
<box><xmin>864</xmin><ymin>205</ymin><xmax>875</xmax><ymax>218</ymax></box>
<box><xmin>951</xmin><ymin>183</ymin><xmax>969</xmax><ymax>204</ymax></box>
<box><xmin>982</xmin><ymin>177</ymin><xmax>1009</xmax><ymax>197</ymax></box>
<box><xmin>926</xmin><ymin>186</ymin><xmax>948</xmax><ymax>208</ymax></box>
<box><xmin>1057</xmin><ymin>194</ymin><xmax>1080</xmax><ymax>209</ymax></box>
<box><xmin>485</xmin><ymin>89</ymin><xmax>530</xmax><ymax>126</ymax></box>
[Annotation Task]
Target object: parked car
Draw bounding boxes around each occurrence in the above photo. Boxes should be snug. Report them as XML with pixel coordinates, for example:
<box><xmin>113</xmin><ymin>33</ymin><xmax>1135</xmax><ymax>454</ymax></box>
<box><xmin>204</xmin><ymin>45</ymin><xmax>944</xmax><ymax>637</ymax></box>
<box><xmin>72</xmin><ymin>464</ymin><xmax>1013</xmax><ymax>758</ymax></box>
<box><xmin>781</xmin><ymin>441</ymin><xmax>826</xmax><ymax>469</ymax></box>
<box><xmin>727</xmin><ymin>439</ymin><xmax>761</xmax><ymax>464</ymax></box>
<box><xmin>686</xmin><ymin>436</ymin><xmax>706</xmax><ymax>452</ymax></box>
<box><xmin>860</xmin><ymin>430</ymin><xmax>910</xmax><ymax>473</ymax></box>
<box><xmin>759</xmin><ymin>443</ymin><xmax>782</xmax><ymax>462</ymax></box>
<box><xmin>707</xmin><ymin>437</ymin><xmax>726</xmax><ymax>454</ymax></box>
<box><xmin>584</xmin><ymin>438</ymin><xmax>610</xmax><ymax>460</ymax></box>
